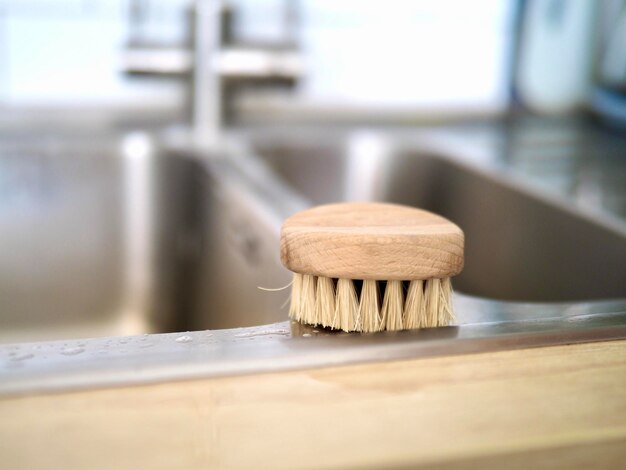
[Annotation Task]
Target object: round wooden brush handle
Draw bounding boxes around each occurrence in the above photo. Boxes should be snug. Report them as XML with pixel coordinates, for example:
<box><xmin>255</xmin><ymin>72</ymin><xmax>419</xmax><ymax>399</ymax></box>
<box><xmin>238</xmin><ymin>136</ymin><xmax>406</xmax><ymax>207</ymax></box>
<box><xmin>280</xmin><ymin>202</ymin><xmax>464</xmax><ymax>281</ymax></box>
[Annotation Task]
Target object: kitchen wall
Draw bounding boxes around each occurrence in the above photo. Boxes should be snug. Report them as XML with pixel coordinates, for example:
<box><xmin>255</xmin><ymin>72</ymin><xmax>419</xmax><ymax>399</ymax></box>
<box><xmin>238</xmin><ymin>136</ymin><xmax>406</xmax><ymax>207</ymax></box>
<box><xmin>0</xmin><ymin>0</ymin><xmax>185</xmax><ymax>108</ymax></box>
<box><xmin>0</xmin><ymin>0</ymin><xmax>516</xmax><ymax>113</ymax></box>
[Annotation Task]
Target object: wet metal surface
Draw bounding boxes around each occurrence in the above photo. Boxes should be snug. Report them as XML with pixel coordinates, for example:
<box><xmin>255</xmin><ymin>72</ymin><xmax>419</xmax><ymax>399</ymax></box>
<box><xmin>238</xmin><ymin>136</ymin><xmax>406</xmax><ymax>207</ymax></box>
<box><xmin>1</xmin><ymin>295</ymin><xmax>625</xmax><ymax>396</ymax></box>
<box><xmin>1</xmin><ymin>118</ymin><xmax>625</xmax><ymax>395</ymax></box>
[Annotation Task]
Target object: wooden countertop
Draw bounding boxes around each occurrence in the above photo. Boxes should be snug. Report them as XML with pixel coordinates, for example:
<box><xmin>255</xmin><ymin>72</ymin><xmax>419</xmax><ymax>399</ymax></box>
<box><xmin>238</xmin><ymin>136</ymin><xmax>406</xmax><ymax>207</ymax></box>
<box><xmin>1</xmin><ymin>339</ymin><xmax>625</xmax><ymax>469</ymax></box>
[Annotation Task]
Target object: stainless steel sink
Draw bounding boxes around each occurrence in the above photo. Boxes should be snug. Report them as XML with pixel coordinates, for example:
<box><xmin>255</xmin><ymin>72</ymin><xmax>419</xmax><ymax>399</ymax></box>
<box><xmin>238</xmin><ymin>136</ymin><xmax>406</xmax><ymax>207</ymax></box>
<box><xmin>1</xmin><ymin>121</ymin><xmax>625</xmax><ymax>396</ymax></box>
<box><xmin>2</xmin><ymin>125</ymin><xmax>626</xmax><ymax>342</ymax></box>
<box><xmin>0</xmin><ymin>132</ymin><xmax>206</xmax><ymax>342</ymax></box>
<box><xmin>0</xmin><ymin>128</ymin><xmax>301</xmax><ymax>342</ymax></box>
<box><xmin>243</xmin><ymin>129</ymin><xmax>626</xmax><ymax>302</ymax></box>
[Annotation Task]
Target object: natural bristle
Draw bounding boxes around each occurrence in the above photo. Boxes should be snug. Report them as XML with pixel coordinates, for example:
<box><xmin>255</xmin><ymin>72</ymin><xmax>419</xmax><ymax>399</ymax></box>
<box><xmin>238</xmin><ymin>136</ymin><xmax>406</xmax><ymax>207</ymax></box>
<box><xmin>381</xmin><ymin>280</ymin><xmax>403</xmax><ymax>330</ymax></box>
<box><xmin>289</xmin><ymin>273</ymin><xmax>303</xmax><ymax>322</ymax></box>
<box><xmin>315</xmin><ymin>276</ymin><xmax>336</xmax><ymax>328</ymax></box>
<box><xmin>404</xmin><ymin>280</ymin><xmax>425</xmax><ymax>329</ymax></box>
<box><xmin>289</xmin><ymin>274</ymin><xmax>456</xmax><ymax>332</ymax></box>
<box><xmin>336</xmin><ymin>278</ymin><xmax>359</xmax><ymax>331</ymax></box>
<box><xmin>359</xmin><ymin>280</ymin><xmax>380</xmax><ymax>333</ymax></box>
<box><xmin>300</xmin><ymin>274</ymin><xmax>316</xmax><ymax>325</ymax></box>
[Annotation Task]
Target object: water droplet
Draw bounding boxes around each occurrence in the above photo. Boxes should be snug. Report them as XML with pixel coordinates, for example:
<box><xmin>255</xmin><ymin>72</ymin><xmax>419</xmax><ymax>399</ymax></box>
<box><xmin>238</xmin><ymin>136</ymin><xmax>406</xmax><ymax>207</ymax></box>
<box><xmin>139</xmin><ymin>342</ymin><xmax>155</xmax><ymax>349</ymax></box>
<box><xmin>233</xmin><ymin>329</ymin><xmax>290</xmax><ymax>338</ymax></box>
<box><xmin>11</xmin><ymin>353</ymin><xmax>34</xmax><ymax>361</ymax></box>
<box><xmin>312</xmin><ymin>330</ymin><xmax>319</xmax><ymax>333</ymax></box>
<box><xmin>175</xmin><ymin>335</ymin><xmax>193</xmax><ymax>343</ymax></box>
<box><xmin>118</xmin><ymin>339</ymin><xmax>128</xmax><ymax>344</ymax></box>
<box><xmin>302</xmin><ymin>333</ymin><xmax>311</xmax><ymax>337</ymax></box>
<box><xmin>61</xmin><ymin>347</ymin><xmax>84</xmax><ymax>356</ymax></box>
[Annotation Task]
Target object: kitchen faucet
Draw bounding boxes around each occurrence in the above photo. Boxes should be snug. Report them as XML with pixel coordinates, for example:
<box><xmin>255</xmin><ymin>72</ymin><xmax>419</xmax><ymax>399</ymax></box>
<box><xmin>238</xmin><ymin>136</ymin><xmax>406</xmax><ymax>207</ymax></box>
<box><xmin>121</xmin><ymin>0</ymin><xmax>303</xmax><ymax>143</ymax></box>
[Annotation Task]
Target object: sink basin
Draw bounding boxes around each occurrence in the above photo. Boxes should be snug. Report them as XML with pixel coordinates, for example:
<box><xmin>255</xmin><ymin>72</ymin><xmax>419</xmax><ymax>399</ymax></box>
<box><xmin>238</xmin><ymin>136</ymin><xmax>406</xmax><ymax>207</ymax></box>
<box><xmin>0</xmin><ymin>128</ymin><xmax>301</xmax><ymax>342</ymax></box>
<box><xmin>1</xmin><ymin>121</ymin><xmax>626</xmax><ymax>395</ymax></box>
<box><xmin>1</xmin><ymin>123</ymin><xmax>625</xmax><ymax>345</ymax></box>
<box><xmin>244</xmin><ymin>130</ymin><xmax>626</xmax><ymax>302</ymax></box>
<box><xmin>0</xmin><ymin>132</ymin><xmax>206</xmax><ymax>342</ymax></box>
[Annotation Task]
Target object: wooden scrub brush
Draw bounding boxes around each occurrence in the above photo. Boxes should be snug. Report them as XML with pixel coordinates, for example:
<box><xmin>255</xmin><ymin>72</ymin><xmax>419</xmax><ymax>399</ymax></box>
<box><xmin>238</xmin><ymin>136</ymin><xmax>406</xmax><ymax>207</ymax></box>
<box><xmin>280</xmin><ymin>202</ymin><xmax>464</xmax><ymax>332</ymax></box>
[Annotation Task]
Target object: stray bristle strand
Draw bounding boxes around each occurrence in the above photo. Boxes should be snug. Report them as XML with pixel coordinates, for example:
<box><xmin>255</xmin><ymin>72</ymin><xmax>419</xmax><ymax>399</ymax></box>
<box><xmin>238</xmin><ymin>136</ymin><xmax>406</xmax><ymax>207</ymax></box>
<box><xmin>336</xmin><ymin>278</ymin><xmax>359</xmax><ymax>331</ymax></box>
<box><xmin>315</xmin><ymin>276</ymin><xmax>336</xmax><ymax>328</ymax></box>
<box><xmin>381</xmin><ymin>280</ymin><xmax>404</xmax><ymax>330</ymax></box>
<box><xmin>403</xmin><ymin>280</ymin><xmax>425</xmax><ymax>329</ymax></box>
<box><xmin>359</xmin><ymin>280</ymin><xmax>380</xmax><ymax>332</ymax></box>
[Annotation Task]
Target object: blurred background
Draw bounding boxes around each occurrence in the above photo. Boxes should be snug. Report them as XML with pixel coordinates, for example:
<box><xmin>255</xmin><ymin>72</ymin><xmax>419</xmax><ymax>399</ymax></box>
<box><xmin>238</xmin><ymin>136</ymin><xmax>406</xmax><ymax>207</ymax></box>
<box><xmin>1</xmin><ymin>0</ymin><xmax>626</xmax><ymax>343</ymax></box>
<box><xmin>0</xmin><ymin>0</ymin><xmax>623</xmax><ymax>122</ymax></box>
<box><xmin>5</xmin><ymin>0</ymin><xmax>511</xmax><ymax>114</ymax></box>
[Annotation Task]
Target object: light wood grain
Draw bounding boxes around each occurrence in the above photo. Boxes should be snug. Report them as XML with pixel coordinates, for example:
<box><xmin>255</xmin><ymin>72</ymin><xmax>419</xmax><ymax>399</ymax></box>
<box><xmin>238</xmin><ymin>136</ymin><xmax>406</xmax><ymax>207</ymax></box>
<box><xmin>1</xmin><ymin>340</ymin><xmax>625</xmax><ymax>469</ymax></box>
<box><xmin>280</xmin><ymin>202</ymin><xmax>464</xmax><ymax>280</ymax></box>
